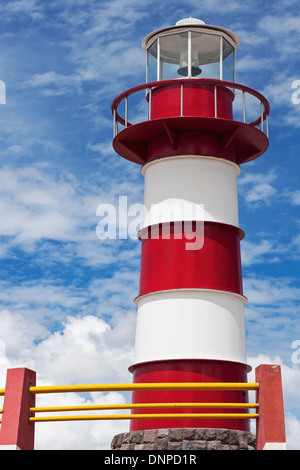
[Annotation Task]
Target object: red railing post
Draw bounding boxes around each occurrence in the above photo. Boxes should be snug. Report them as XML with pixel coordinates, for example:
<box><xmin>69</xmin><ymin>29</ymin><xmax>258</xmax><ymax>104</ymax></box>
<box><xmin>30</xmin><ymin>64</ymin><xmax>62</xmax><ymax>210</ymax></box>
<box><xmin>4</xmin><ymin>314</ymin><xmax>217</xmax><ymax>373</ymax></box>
<box><xmin>255</xmin><ymin>364</ymin><xmax>286</xmax><ymax>450</ymax></box>
<box><xmin>0</xmin><ymin>368</ymin><xmax>36</xmax><ymax>450</ymax></box>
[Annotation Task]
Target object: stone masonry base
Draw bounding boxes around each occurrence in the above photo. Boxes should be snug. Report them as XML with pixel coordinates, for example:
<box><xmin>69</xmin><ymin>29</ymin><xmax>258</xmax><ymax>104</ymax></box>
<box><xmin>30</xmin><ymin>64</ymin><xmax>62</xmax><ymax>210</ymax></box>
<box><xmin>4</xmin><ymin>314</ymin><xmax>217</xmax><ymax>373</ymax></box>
<box><xmin>111</xmin><ymin>428</ymin><xmax>256</xmax><ymax>451</ymax></box>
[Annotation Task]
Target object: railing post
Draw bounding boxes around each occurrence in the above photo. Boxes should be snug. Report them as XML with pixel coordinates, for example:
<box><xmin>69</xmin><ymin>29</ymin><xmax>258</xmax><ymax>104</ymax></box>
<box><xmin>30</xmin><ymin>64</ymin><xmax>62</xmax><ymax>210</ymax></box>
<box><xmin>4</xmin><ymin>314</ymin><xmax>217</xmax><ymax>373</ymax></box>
<box><xmin>113</xmin><ymin>108</ymin><xmax>117</xmax><ymax>137</ymax></box>
<box><xmin>125</xmin><ymin>96</ymin><xmax>128</xmax><ymax>128</ymax></box>
<box><xmin>0</xmin><ymin>368</ymin><xmax>36</xmax><ymax>450</ymax></box>
<box><xmin>255</xmin><ymin>364</ymin><xmax>286</xmax><ymax>450</ymax></box>
<box><xmin>242</xmin><ymin>90</ymin><xmax>246</xmax><ymax>123</ymax></box>
<box><xmin>214</xmin><ymin>85</ymin><xmax>217</xmax><ymax>118</ymax></box>
<box><xmin>148</xmin><ymin>87</ymin><xmax>152</xmax><ymax>120</ymax></box>
<box><xmin>180</xmin><ymin>83</ymin><xmax>183</xmax><ymax>117</ymax></box>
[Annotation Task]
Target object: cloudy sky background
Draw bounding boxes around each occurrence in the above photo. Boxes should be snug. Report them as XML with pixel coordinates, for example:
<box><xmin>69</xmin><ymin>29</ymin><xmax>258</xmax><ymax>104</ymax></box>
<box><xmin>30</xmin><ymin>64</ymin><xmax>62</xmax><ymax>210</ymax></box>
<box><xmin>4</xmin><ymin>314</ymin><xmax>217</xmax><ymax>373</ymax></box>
<box><xmin>0</xmin><ymin>0</ymin><xmax>299</xmax><ymax>450</ymax></box>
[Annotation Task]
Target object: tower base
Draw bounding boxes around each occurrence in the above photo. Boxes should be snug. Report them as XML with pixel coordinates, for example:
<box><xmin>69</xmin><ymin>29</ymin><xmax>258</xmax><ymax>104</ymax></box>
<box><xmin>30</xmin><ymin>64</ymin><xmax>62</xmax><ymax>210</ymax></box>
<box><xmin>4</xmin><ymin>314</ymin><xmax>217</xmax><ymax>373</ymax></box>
<box><xmin>111</xmin><ymin>428</ymin><xmax>256</xmax><ymax>451</ymax></box>
<box><xmin>129</xmin><ymin>360</ymin><xmax>250</xmax><ymax>432</ymax></box>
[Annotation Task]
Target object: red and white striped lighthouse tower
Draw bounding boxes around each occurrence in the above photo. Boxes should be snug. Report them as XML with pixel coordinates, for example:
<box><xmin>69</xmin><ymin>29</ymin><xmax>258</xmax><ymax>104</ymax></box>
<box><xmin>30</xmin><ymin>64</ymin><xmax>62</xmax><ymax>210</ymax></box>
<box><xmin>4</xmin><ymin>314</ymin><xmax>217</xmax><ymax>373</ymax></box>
<box><xmin>112</xmin><ymin>18</ymin><xmax>269</xmax><ymax>434</ymax></box>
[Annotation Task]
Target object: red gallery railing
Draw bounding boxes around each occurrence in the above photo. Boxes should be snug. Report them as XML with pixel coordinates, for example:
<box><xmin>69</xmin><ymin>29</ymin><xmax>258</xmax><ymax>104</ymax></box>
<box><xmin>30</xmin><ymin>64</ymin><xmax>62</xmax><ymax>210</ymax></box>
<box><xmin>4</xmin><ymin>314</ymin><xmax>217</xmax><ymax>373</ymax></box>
<box><xmin>112</xmin><ymin>78</ymin><xmax>270</xmax><ymax>138</ymax></box>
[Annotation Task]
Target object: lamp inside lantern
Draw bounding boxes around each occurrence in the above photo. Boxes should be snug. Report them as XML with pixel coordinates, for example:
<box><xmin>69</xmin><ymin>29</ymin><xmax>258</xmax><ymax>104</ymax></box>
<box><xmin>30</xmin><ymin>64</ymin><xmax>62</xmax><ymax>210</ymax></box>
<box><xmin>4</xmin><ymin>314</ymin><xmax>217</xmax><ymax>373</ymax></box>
<box><xmin>177</xmin><ymin>45</ymin><xmax>202</xmax><ymax>77</ymax></box>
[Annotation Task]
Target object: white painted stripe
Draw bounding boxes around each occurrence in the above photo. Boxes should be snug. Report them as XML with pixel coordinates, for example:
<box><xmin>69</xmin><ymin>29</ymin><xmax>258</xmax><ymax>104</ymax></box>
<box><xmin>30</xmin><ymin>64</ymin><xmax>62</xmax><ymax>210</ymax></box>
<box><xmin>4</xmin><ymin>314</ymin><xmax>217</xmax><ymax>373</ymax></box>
<box><xmin>0</xmin><ymin>445</ymin><xmax>21</xmax><ymax>450</ymax></box>
<box><xmin>133</xmin><ymin>289</ymin><xmax>247</xmax><ymax>366</ymax></box>
<box><xmin>141</xmin><ymin>156</ymin><xmax>240</xmax><ymax>229</ymax></box>
<box><xmin>262</xmin><ymin>442</ymin><xmax>286</xmax><ymax>450</ymax></box>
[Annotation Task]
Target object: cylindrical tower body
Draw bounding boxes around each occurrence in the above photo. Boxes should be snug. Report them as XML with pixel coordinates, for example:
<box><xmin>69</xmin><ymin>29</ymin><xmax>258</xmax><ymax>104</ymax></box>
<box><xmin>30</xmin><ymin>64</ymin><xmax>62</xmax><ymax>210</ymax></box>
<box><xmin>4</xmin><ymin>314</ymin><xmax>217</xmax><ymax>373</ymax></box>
<box><xmin>112</xmin><ymin>18</ymin><xmax>269</xmax><ymax>434</ymax></box>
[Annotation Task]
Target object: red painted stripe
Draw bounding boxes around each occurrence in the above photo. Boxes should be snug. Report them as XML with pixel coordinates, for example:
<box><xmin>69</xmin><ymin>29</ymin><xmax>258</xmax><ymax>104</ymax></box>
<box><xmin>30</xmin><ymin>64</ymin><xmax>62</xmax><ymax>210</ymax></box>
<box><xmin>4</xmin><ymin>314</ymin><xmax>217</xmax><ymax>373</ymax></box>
<box><xmin>150</xmin><ymin>83</ymin><xmax>234</xmax><ymax>120</ymax></box>
<box><xmin>130</xmin><ymin>359</ymin><xmax>250</xmax><ymax>432</ymax></box>
<box><xmin>138</xmin><ymin>222</ymin><xmax>243</xmax><ymax>297</ymax></box>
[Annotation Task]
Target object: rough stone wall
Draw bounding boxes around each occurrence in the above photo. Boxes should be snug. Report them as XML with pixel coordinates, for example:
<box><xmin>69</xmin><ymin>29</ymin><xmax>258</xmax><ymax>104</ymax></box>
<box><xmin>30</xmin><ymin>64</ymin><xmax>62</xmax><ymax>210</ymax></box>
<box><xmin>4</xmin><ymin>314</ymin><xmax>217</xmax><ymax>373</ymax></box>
<box><xmin>111</xmin><ymin>428</ymin><xmax>256</xmax><ymax>451</ymax></box>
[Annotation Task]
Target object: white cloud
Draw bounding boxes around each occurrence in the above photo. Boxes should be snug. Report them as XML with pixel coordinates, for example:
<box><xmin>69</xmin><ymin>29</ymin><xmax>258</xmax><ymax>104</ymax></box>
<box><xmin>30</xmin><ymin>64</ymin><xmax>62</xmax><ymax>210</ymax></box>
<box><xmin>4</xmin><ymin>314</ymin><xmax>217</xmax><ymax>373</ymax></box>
<box><xmin>0</xmin><ymin>309</ymin><xmax>46</xmax><ymax>361</ymax></box>
<box><xmin>247</xmin><ymin>182</ymin><xmax>276</xmax><ymax>202</ymax></box>
<box><xmin>288</xmin><ymin>190</ymin><xmax>300</xmax><ymax>206</ymax></box>
<box><xmin>0</xmin><ymin>256</ymin><xmax>140</xmax><ymax>327</ymax></box>
<box><xmin>244</xmin><ymin>277</ymin><xmax>300</xmax><ymax>306</ymax></box>
<box><xmin>0</xmin><ymin>166</ymin><xmax>88</xmax><ymax>244</ymax></box>
<box><xmin>27</xmin><ymin>71</ymin><xmax>81</xmax><ymax>97</ymax></box>
<box><xmin>258</xmin><ymin>72</ymin><xmax>300</xmax><ymax>128</ymax></box>
<box><xmin>236</xmin><ymin>54</ymin><xmax>272</xmax><ymax>75</ymax></box>
<box><xmin>243</xmin><ymin>275</ymin><xmax>300</xmax><ymax>375</ymax></box>
<box><xmin>0</xmin><ymin>308</ymin><xmax>135</xmax><ymax>449</ymax></box>
<box><xmin>264</xmin><ymin>74</ymin><xmax>297</xmax><ymax>108</ymax></box>
<box><xmin>285</xmin><ymin>412</ymin><xmax>300</xmax><ymax>450</ymax></box>
<box><xmin>258</xmin><ymin>13</ymin><xmax>300</xmax><ymax>37</ymax></box>
<box><xmin>238</xmin><ymin>170</ymin><xmax>277</xmax><ymax>205</ymax></box>
<box><xmin>0</xmin><ymin>282</ymin><xmax>87</xmax><ymax>324</ymax></box>
<box><xmin>291</xmin><ymin>232</ymin><xmax>300</xmax><ymax>254</ymax></box>
<box><xmin>0</xmin><ymin>164</ymin><xmax>143</xmax><ymax>269</ymax></box>
<box><xmin>241</xmin><ymin>239</ymin><xmax>274</xmax><ymax>266</ymax></box>
<box><xmin>0</xmin><ymin>0</ymin><xmax>43</xmax><ymax>20</ymax></box>
<box><xmin>33</xmin><ymin>313</ymin><xmax>134</xmax><ymax>385</ymax></box>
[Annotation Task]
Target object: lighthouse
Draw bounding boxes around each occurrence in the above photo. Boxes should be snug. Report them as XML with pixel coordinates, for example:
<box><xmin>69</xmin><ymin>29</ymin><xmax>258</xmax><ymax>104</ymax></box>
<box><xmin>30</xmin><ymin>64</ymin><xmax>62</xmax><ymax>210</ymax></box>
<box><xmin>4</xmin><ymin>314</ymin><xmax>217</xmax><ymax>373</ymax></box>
<box><xmin>111</xmin><ymin>18</ymin><xmax>269</xmax><ymax>444</ymax></box>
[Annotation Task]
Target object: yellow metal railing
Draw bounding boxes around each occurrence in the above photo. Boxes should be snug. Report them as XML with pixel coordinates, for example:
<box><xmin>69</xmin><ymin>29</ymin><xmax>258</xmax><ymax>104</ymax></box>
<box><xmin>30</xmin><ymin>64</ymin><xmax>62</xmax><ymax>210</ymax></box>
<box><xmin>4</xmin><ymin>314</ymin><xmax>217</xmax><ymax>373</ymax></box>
<box><xmin>0</xmin><ymin>389</ymin><xmax>4</xmax><ymax>423</ymax></box>
<box><xmin>0</xmin><ymin>382</ymin><xmax>260</xmax><ymax>424</ymax></box>
<box><xmin>31</xmin><ymin>382</ymin><xmax>259</xmax><ymax>423</ymax></box>
<box><xmin>28</xmin><ymin>381</ymin><xmax>258</xmax><ymax>394</ymax></box>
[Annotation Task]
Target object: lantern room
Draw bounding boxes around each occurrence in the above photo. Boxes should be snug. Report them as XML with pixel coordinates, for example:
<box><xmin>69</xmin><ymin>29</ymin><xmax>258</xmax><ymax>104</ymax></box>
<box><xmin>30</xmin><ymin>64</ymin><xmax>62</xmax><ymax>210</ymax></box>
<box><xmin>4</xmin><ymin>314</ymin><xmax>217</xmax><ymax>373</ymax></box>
<box><xmin>143</xmin><ymin>18</ymin><xmax>239</xmax><ymax>82</ymax></box>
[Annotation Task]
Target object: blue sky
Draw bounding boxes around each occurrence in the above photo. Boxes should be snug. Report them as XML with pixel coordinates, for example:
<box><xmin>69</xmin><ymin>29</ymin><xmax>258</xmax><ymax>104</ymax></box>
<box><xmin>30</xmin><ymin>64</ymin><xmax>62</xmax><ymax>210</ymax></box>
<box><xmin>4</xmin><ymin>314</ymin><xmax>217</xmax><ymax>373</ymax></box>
<box><xmin>0</xmin><ymin>0</ymin><xmax>299</xmax><ymax>450</ymax></box>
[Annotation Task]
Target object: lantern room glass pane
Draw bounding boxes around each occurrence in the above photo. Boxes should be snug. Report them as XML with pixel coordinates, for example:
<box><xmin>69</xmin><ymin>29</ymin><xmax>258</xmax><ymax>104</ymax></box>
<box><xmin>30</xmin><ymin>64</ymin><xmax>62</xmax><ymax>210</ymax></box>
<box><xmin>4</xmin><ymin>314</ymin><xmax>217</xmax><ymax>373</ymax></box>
<box><xmin>147</xmin><ymin>41</ymin><xmax>158</xmax><ymax>82</ymax></box>
<box><xmin>191</xmin><ymin>32</ymin><xmax>220</xmax><ymax>79</ymax></box>
<box><xmin>222</xmin><ymin>38</ymin><xmax>234</xmax><ymax>82</ymax></box>
<box><xmin>159</xmin><ymin>32</ymin><xmax>189</xmax><ymax>79</ymax></box>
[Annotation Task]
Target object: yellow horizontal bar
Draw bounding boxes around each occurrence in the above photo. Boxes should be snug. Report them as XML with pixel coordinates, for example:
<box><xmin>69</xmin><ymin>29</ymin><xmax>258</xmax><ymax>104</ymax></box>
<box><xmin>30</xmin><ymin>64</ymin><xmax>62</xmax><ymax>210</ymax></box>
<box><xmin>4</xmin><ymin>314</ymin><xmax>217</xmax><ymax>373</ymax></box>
<box><xmin>30</xmin><ymin>412</ymin><xmax>258</xmax><ymax>423</ymax></box>
<box><xmin>0</xmin><ymin>389</ymin><xmax>5</xmax><ymax>396</ymax></box>
<box><xmin>30</xmin><ymin>402</ymin><xmax>259</xmax><ymax>413</ymax></box>
<box><xmin>29</xmin><ymin>382</ymin><xmax>259</xmax><ymax>394</ymax></box>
